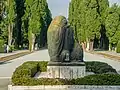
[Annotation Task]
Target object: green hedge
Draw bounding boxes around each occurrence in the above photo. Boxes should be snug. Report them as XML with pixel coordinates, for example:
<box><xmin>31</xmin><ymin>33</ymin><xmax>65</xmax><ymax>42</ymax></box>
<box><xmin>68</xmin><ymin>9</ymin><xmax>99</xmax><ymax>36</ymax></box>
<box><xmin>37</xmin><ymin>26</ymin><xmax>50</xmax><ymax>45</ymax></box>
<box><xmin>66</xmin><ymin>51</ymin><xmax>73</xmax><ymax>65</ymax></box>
<box><xmin>12</xmin><ymin>61</ymin><xmax>119</xmax><ymax>86</ymax></box>
<box><xmin>85</xmin><ymin>61</ymin><xmax>117</xmax><ymax>74</ymax></box>
<box><xmin>116</xmin><ymin>41</ymin><xmax>120</xmax><ymax>53</ymax></box>
<box><xmin>71</xmin><ymin>74</ymin><xmax>120</xmax><ymax>85</ymax></box>
<box><xmin>12</xmin><ymin>61</ymin><xmax>48</xmax><ymax>85</ymax></box>
<box><xmin>38</xmin><ymin>61</ymin><xmax>48</xmax><ymax>72</ymax></box>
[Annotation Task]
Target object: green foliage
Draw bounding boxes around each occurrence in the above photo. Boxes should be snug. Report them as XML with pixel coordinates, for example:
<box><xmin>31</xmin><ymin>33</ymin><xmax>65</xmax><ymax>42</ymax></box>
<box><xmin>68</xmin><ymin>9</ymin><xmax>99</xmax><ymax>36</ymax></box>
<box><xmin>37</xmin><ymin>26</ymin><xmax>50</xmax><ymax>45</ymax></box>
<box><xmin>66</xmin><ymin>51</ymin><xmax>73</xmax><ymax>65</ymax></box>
<box><xmin>0</xmin><ymin>39</ymin><xmax>5</xmax><ymax>52</ymax></box>
<box><xmin>116</xmin><ymin>41</ymin><xmax>120</xmax><ymax>53</ymax></box>
<box><xmin>38</xmin><ymin>61</ymin><xmax>48</xmax><ymax>72</ymax></box>
<box><xmin>85</xmin><ymin>61</ymin><xmax>117</xmax><ymax>74</ymax></box>
<box><xmin>71</xmin><ymin>74</ymin><xmax>120</xmax><ymax>85</ymax></box>
<box><xmin>9</xmin><ymin>45</ymin><xmax>14</xmax><ymax>52</ymax></box>
<box><xmin>12</xmin><ymin>61</ymin><xmax>38</xmax><ymax>85</ymax></box>
<box><xmin>12</xmin><ymin>73</ymin><xmax>120</xmax><ymax>85</ymax></box>
<box><xmin>0</xmin><ymin>39</ymin><xmax>4</xmax><ymax>47</ymax></box>
<box><xmin>23</xmin><ymin>0</ymin><xmax>52</xmax><ymax>50</ymax></box>
<box><xmin>0</xmin><ymin>0</ymin><xmax>8</xmax><ymax>44</ymax></box>
<box><xmin>105</xmin><ymin>4</ymin><xmax>120</xmax><ymax>47</ymax></box>
<box><xmin>12</xmin><ymin>61</ymin><xmax>120</xmax><ymax>85</ymax></box>
<box><xmin>12</xmin><ymin>61</ymin><xmax>48</xmax><ymax>85</ymax></box>
<box><xmin>69</xmin><ymin>0</ymin><xmax>108</xmax><ymax>42</ymax></box>
<box><xmin>38</xmin><ymin>78</ymin><xmax>71</xmax><ymax>85</ymax></box>
<box><xmin>13</xmin><ymin>0</ymin><xmax>25</xmax><ymax>48</ymax></box>
<box><xmin>69</xmin><ymin>0</ymin><xmax>109</xmax><ymax>50</ymax></box>
<box><xmin>1</xmin><ymin>0</ymin><xmax>52</xmax><ymax>50</ymax></box>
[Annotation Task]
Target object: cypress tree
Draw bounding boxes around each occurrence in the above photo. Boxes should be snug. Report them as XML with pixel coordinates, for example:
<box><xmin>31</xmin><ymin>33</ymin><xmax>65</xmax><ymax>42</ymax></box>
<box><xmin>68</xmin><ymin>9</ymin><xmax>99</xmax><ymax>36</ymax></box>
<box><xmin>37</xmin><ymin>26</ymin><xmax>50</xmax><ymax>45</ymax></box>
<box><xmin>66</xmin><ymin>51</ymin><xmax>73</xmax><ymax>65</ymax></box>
<box><xmin>0</xmin><ymin>0</ymin><xmax>8</xmax><ymax>43</ymax></box>
<box><xmin>7</xmin><ymin>0</ymin><xmax>16</xmax><ymax>47</ymax></box>
<box><xmin>14</xmin><ymin>0</ymin><xmax>25</xmax><ymax>48</ymax></box>
<box><xmin>23</xmin><ymin>0</ymin><xmax>52</xmax><ymax>51</ymax></box>
<box><xmin>69</xmin><ymin>0</ymin><xmax>109</xmax><ymax>51</ymax></box>
<box><xmin>105</xmin><ymin>4</ymin><xmax>120</xmax><ymax>50</ymax></box>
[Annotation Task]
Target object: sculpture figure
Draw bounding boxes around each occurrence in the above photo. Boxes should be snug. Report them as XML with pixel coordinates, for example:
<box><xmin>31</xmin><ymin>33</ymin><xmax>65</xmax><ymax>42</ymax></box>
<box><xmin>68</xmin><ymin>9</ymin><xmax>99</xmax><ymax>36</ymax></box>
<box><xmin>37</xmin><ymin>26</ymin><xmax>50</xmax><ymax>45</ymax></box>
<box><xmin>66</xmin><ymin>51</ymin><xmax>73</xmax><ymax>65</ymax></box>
<box><xmin>47</xmin><ymin>16</ymin><xmax>83</xmax><ymax>62</ymax></box>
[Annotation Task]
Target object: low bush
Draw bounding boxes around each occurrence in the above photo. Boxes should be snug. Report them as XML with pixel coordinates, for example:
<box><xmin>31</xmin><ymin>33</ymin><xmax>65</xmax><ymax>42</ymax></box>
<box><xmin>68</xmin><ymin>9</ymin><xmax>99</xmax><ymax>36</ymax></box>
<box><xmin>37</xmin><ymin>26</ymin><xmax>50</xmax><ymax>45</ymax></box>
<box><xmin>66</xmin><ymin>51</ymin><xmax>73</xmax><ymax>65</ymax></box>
<box><xmin>71</xmin><ymin>74</ymin><xmax>120</xmax><ymax>85</ymax></box>
<box><xmin>12</xmin><ymin>61</ymin><xmax>119</xmax><ymax>86</ymax></box>
<box><xmin>12</xmin><ymin>62</ymin><xmax>38</xmax><ymax>85</ymax></box>
<box><xmin>85</xmin><ymin>61</ymin><xmax>117</xmax><ymax>74</ymax></box>
<box><xmin>38</xmin><ymin>61</ymin><xmax>48</xmax><ymax>72</ymax></box>
<box><xmin>9</xmin><ymin>45</ymin><xmax>14</xmax><ymax>52</ymax></box>
<box><xmin>116</xmin><ymin>41</ymin><xmax>120</xmax><ymax>53</ymax></box>
<box><xmin>0</xmin><ymin>40</ymin><xmax>4</xmax><ymax>53</ymax></box>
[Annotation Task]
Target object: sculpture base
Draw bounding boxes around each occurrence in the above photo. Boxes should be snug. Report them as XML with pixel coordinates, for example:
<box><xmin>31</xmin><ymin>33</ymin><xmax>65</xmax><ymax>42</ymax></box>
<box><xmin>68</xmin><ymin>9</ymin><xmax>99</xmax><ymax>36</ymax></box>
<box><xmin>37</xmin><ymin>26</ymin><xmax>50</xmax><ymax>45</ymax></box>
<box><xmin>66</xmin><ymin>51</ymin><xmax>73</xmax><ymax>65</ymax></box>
<box><xmin>47</xmin><ymin>61</ymin><xmax>86</xmax><ymax>79</ymax></box>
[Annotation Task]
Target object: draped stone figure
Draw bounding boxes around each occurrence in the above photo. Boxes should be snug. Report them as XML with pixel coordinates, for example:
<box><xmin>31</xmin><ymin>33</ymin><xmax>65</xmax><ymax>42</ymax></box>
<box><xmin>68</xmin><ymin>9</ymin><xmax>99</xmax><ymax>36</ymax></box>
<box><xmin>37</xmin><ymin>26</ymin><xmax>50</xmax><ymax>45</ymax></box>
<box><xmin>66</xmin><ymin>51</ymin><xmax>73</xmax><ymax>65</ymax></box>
<box><xmin>47</xmin><ymin>16</ymin><xmax>83</xmax><ymax>62</ymax></box>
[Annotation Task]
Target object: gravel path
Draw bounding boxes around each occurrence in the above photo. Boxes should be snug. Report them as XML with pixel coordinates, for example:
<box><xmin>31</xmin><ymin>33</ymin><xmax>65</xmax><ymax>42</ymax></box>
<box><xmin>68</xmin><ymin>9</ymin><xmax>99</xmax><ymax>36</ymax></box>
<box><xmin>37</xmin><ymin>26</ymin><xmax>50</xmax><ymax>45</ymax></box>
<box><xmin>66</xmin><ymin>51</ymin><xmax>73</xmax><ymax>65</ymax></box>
<box><xmin>0</xmin><ymin>49</ymin><xmax>120</xmax><ymax>90</ymax></box>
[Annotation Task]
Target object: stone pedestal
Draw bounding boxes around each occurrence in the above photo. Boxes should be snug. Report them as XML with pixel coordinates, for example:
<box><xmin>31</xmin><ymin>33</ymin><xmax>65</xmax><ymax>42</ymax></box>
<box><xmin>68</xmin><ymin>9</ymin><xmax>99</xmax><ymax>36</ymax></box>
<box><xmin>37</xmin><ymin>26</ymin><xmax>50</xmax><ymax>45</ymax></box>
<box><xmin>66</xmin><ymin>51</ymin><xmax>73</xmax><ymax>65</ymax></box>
<box><xmin>47</xmin><ymin>61</ymin><xmax>86</xmax><ymax>79</ymax></box>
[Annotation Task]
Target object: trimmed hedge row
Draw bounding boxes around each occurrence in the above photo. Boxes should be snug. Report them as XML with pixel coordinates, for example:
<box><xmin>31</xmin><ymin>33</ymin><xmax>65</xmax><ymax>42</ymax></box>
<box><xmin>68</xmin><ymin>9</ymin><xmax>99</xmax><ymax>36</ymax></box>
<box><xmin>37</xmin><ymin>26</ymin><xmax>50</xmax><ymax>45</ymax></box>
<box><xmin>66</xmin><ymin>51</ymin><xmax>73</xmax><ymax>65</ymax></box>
<box><xmin>85</xmin><ymin>61</ymin><xmax>117</xmax><ymax>74</ymax></box>
<box><xmin>12</xmin><ymin>61</ymin><xmax>118</xmax><ymax>86</ymax></box>
<box><xmin>71</xmin><ymin>74</ymin><xmax>120</xmax><ymax>85</ymax></box>
<box><xmin>12</xmin><ymin>61</ymin><xmax>48</xmax><ymax>85</ymax></box>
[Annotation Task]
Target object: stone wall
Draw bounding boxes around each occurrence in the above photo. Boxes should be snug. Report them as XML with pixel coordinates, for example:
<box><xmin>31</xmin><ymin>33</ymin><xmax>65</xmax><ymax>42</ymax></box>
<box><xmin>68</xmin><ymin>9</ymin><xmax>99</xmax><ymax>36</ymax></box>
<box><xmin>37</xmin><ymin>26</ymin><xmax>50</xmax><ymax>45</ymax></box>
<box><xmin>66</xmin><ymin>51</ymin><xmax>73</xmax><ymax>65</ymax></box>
<box><xmin>8</xmin><ymin>85</ymin><xmax>120</xmax><ymax>90</ymax></box>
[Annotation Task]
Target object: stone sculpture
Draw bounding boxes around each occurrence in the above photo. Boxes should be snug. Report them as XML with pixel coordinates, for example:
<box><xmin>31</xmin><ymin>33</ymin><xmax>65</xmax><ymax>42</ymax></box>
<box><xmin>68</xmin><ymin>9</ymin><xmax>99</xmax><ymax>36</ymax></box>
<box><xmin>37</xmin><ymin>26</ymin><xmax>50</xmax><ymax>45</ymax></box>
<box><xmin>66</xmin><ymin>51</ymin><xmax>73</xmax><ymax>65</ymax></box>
<box><xmin>47</xmin><ymin>16</ymin><xmax>83</xmax><ymax>62</ymax></box>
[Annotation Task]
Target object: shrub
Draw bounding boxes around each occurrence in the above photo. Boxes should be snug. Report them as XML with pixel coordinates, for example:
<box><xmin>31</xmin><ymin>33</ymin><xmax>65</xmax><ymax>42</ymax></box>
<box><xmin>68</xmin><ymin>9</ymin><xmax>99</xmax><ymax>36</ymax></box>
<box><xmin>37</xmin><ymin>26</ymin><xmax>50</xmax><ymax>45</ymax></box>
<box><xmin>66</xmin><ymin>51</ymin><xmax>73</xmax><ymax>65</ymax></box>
<box><xmin>85</xmin><ymin>61</ymin><xmax>117</xmax><ymax>74</ymax></box>
<box><xmin>38</xmin><ymin>78</ymin><xmax>71</xmax><ymax>85</ymax></box>
<box><xmin>9</xmin><ymin>45</ymin><xmax>14</xmax><ymax>52</ymax></box>
<box><xmin>116</xmin><ymin>41</ymin><xmax>120</xmax><ymax>53</ymax></box>
<box><xmin>71</xmin><ymin>74</ymin><xmax>120</xmax><ymax>85</ymax></box>
<box><xmin>12</xmin><ymin>61</ymin><xmax>119</xmax><ymax>86</ymax></box>
<box><xmin>38</xmin><ymin>61</ymin><xmax>48</xmax><ymax>72</ymax></box>
<box><xmin>0</xmin><ymin>40</ymin><xmax>4</xmax><ymax>53</ymax></box>
<box><xmin>12</xmin><ymin>61</ymin><xmax>38</xmax><ymax>85</ymax></box>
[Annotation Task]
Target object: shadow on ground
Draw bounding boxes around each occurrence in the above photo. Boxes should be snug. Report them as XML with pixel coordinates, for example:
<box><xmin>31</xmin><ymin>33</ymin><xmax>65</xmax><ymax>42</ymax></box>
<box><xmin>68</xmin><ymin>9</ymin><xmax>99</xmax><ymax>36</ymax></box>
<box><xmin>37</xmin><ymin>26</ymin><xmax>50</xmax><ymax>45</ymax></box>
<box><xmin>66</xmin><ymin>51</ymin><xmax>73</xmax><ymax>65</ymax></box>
<box><xmin>0</xmin><ymin>61</ymin><xmax>12</xmax><ymax>65</ymax></box>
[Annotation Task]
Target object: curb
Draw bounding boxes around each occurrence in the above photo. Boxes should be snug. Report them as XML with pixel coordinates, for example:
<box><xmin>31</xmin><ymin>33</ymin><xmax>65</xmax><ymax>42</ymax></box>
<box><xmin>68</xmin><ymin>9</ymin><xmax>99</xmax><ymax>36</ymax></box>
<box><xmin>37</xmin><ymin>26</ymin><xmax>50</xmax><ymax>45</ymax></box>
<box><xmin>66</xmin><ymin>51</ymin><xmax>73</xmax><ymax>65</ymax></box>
<box><xmin>86</xmin><ymin>51</ymin><xmax>120</xmax><ymax>61</ymax></box>
<box><xmin>0</xmin><ymin>51</ymin><xmax>33</xmax><ymax>62</ymax></box>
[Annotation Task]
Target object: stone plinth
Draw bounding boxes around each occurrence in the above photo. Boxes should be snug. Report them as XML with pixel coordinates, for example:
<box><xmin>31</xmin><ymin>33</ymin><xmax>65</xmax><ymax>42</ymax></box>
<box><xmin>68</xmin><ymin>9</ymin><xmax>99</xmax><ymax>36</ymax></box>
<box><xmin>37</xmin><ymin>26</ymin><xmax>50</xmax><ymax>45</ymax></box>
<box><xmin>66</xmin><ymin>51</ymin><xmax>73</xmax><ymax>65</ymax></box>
<box><xmin>8</xmin><ymin>85</ymin><xmax>120</xmax><ymax>90</ymax></box>
<box><xmin>47</xmin><ymin>61</ymin><xmax>86</xmax><ymax>79</ymax></box>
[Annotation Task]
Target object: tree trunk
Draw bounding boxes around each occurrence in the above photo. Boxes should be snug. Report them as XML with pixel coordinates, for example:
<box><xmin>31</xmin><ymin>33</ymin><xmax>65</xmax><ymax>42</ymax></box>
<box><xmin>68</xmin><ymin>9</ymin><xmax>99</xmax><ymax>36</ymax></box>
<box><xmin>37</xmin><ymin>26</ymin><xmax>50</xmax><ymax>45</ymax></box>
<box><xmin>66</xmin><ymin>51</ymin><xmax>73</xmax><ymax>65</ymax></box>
<box><xmin>89</xmin><ymin>40</ymin><xmax>94</xmax><ymax>51</ymax></box>
<box><xmin>82</xmin><ymin>42</ymin><xmax>86</xmax><ymax>51</ymax></box>
<box><xmin>8</xmin><ymin>0</ymin><xmax>13</xmax><ymax>46</ymax></box>
<box><xmin>8</xmin><ymin>24</ymin><xmax>13</xmax><ymax>46</ymax></box>
<box><xmin>86</xmin><ymin>42</ymin><xmax>90</xmax><ymax>51</ymax></box>
<box><xmin>29</xmin><ymin>33</ymin><xmax>35</xmax><ymax>52</ymax></box>
<box><xmin>109</xmin><ymin>44</ymin><xmax>111</xmax><ymax>51</ymax></box>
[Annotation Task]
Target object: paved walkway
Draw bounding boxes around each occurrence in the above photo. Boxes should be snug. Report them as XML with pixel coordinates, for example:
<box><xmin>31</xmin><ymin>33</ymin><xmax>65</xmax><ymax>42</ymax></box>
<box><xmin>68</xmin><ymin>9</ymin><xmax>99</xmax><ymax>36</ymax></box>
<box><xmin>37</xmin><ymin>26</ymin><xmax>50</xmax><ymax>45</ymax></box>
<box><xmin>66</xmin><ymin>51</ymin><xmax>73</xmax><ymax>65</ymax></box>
<box><xmin>96</xmin><ymin>51</ymin><xmax>120</xmax><ymax>57</ymax></box>
<box><xmin>0</xmin><ymin>50</ymin><xmax>49</xmax><ymax>77</ymax></box>
<box><xmin>0</xmin><ymin>49</ymin><xmax>120</xmax><ymax>78</ymax></box>
<box><xmin>0</xmin><ymin>49</ymin><xmax>120</xmax><ymax>90</ymax></box>
<box><xmin>84</xmin><ymin>52</ymin><xmax>120</xmax><ymax>72</ymax></box>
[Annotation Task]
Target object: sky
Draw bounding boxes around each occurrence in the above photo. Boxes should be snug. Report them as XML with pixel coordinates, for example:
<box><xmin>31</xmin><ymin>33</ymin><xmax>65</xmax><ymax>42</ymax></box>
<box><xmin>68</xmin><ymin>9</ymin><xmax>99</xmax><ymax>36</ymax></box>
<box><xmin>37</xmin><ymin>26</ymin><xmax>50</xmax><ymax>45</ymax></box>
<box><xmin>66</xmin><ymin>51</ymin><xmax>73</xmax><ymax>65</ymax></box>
<box><xmin>47</xmin><ymin>0</ymin><xmax>120</xmax><ymax>18</ymax></box>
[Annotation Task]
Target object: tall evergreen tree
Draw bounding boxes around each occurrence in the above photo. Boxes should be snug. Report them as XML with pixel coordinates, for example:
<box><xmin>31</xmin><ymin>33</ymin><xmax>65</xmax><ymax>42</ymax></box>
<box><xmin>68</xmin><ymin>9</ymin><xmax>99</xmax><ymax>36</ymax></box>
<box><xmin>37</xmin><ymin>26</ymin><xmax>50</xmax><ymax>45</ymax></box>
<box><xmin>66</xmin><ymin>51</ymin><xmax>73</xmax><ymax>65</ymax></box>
<box><xmin>14</xmin><ymin>0</ymin><xmax>25</xmax><ymax>48</ymax></box>
<box><xmin>105</xmin><ymin>4</ymin><xmax>120</xmax><ymax>50</ymax></box>
<box><xmin>23</xmin><ymin>0</ymin><xmax>52</xmax><ymax>51</ymax></box>
<box><xmin>0</xmin><ymin>0</ymin><xmax>8</xmax><ymax>43</ymax></box>
<box><xmin>7</xmin><ymin>0</ymin><xmax>15</xmax><ymax>46</ymax></box>
<box><xmin>69</xmin><ymin>0</ymin><xmax>109</xmax><ymax>51</ymax></box>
